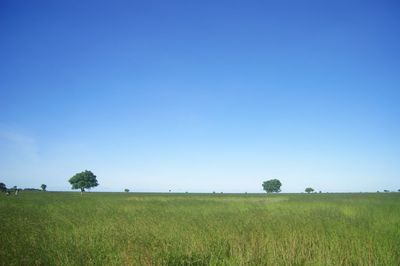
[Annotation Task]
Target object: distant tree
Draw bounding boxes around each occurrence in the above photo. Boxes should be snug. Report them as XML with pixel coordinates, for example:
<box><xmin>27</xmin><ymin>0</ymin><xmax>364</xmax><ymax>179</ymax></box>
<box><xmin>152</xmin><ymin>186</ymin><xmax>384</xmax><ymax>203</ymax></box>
<box><xmin>124</xmin><ymin>189</ymin><xmax>129</xmax><ymax>193</ymax></box>
<box><xmin>0</xmin><ymin>182</ymin><xmax>6</xmax><ymax>192</ymax></box>
<box><xmin>262</xmin><ymin>179</ymin><xmax>282</xmax><ymax>193</ymax></box>
<box><xmin>384</xmin><ymin>190</ymin><xmax>390</xmax><ymax>193</ymax></box>
<box><xmin>305</xmin><ymin>187</ymin><xmax>314</xmax><ymax>194</ymax></box>
<box><xmin>41</xmin><ymin>184</ymin><xmax>47</xmax><ymax>191</ymax></box>
<box><xmin>68</xmin><ymin>170</ymin><xmax>99</xmax><ymax>195</ymax></box>
<box><xmin>398</xmin><ymin>189</ymin><xmax>400</xmax><ymax>192</ymax></box>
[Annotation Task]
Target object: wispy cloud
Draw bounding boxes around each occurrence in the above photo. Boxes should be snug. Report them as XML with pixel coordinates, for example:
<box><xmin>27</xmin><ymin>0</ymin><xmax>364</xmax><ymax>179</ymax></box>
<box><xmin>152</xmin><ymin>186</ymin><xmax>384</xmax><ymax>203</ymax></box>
<box><xmin>0</xmin><ymin>126</ymin><xmax>40</xmax><ymax>162</ymax></box>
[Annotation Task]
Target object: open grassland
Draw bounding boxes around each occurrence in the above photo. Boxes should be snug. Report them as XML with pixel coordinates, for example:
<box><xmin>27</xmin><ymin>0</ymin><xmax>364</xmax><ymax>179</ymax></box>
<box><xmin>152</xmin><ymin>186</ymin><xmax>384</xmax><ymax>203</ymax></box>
<box><xmin>1</xmin><ymin>192</ymin><xmax>399</xmax><ymax>265</ymax></box>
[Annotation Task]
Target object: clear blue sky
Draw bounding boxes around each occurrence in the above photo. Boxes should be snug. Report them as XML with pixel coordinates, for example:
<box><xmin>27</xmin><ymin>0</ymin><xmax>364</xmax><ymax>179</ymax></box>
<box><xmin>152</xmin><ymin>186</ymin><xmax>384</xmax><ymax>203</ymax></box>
<box><xmin>1</xmin><ymin>0</ymin><xmax>399</xmax><ymax>192</ymax></box>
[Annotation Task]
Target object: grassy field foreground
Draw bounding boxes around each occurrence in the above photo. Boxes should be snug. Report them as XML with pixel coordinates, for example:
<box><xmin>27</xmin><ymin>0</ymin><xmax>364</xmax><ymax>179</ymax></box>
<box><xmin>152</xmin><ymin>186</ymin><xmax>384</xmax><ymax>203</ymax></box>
<box><xmin>0</xmin><ymin>192</ymin><xmax>399</xmax><ymax>265</ymax></box>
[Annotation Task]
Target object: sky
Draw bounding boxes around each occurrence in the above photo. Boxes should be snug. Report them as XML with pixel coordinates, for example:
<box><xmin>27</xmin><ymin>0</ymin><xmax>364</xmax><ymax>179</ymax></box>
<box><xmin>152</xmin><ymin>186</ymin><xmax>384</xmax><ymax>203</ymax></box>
<box><xmin>0</xmin><ymin>0</ymin><xmax>399</xmax><ymax>193</ymax></box>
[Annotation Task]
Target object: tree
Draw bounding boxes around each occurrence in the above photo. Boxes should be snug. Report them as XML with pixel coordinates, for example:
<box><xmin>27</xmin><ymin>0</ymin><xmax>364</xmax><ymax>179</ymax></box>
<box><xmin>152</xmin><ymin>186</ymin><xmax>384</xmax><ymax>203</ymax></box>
<box><xmin>41</xmin><ymin>184</ymin><xmax>47</xmax><ymax>191</ymax></box>
<box><xmin>124</xmin><ymin>189</ymin><xmax>129</xmax><ymax>193</ymax></box>
<box><xmin>0</xmin><ymin>182</ymin><xmax>6</xmax><ymax>192</ymax></box>
<box><xmin>69</xmin><ymin>170</ymin><xmax>99</xmax><ymax>195</ymax></box>
<box><xmin>305</xmin><ymin>187</ymin><xmax>314</xmax><ymax>194</ymax></box>
<box><xmin>262</xmin><ymin>179</ymin><xmax>282</xmax><ymax>193</ymax></box>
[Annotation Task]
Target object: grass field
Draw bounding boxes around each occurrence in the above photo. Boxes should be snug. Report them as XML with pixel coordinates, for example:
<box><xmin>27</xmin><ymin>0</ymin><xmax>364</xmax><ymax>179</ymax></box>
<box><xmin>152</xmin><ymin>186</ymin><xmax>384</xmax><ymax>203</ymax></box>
<box><xmin>1</xmin><ymin>192</ymin><xmax>399</xmax><ymax>265</ymax></box>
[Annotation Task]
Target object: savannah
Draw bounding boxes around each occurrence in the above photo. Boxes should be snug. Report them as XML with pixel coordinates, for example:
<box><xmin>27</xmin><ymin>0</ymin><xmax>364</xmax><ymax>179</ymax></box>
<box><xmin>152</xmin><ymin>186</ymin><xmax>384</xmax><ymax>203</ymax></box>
<box><xmin>2</xmin><ymin>0</ymin><xmax>400</xmax><ymax>265</ymax></box>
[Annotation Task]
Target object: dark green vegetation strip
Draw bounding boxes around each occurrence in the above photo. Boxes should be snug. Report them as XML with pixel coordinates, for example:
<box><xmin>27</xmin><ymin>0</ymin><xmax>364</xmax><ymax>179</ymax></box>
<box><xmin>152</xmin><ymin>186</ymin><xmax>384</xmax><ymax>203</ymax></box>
<box><xmin>1</xmin><ymin>193</ymin><xmax>399</xmax><ymax>265</ymax></box>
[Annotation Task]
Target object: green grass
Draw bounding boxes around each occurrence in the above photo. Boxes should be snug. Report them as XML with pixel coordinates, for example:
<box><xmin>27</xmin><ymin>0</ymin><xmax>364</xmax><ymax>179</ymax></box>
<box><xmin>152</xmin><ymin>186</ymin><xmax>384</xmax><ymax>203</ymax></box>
<box><xmin>1</xmin><ymin>192</ymin><xmax>399</xmax><ymax>265</ymax></box>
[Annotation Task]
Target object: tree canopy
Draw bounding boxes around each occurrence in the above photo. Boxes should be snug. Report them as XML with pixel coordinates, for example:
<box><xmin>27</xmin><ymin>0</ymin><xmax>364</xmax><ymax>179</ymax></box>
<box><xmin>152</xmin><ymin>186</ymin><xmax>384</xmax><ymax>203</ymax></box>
<box><xmin>0</xmin><ymin>182</ymin><xmax>6</xmax><ymax>192</ymax></box>
<box><xmin>262</xmin><ymin>179</ymin><xmax>282</xmax><ymax>193</ymax></box>
<box><xmin>305</xmin><ymin>187</ymin><xmax>314</xmax><ymax>193</ymax></box>
<box><xmin>69</xmin><ymin>170</ymin><xmax>99</xmax><ymax>194</ymax></box>
<box><xmin>41</xmin><ymin>184</ymin><xmax>47</xmax><ymax>191</ymax></box>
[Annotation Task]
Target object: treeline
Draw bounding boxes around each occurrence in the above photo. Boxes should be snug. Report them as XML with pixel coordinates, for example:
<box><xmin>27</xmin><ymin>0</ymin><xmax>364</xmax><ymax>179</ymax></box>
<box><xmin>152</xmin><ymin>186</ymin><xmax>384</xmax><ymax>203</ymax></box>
<box><xmin>22</xmin><ymin>188</ymin><xmax>42</xmax><ymax>191</ymax></box>
<box><xmin>0</xmin><ymin>182</ymin><xmax>47</xmax><ymax>195</ymax></box>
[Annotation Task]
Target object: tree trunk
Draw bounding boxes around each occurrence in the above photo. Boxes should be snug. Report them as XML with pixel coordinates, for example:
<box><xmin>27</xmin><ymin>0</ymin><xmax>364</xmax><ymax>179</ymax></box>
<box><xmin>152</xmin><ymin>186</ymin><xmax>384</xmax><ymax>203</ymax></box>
<box><xmin>80</xmin><ymin>188</ymin><xmax>84</xmax><ymax>196</ymax></box>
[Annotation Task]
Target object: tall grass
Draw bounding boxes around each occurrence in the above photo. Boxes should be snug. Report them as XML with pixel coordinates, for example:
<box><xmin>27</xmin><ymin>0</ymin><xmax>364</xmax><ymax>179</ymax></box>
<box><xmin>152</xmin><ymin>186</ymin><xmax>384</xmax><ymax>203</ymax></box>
<box><xmin>1</xmin><ymin>192</ymin><xmax>399</xmax><ymax>265</ymax></box>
